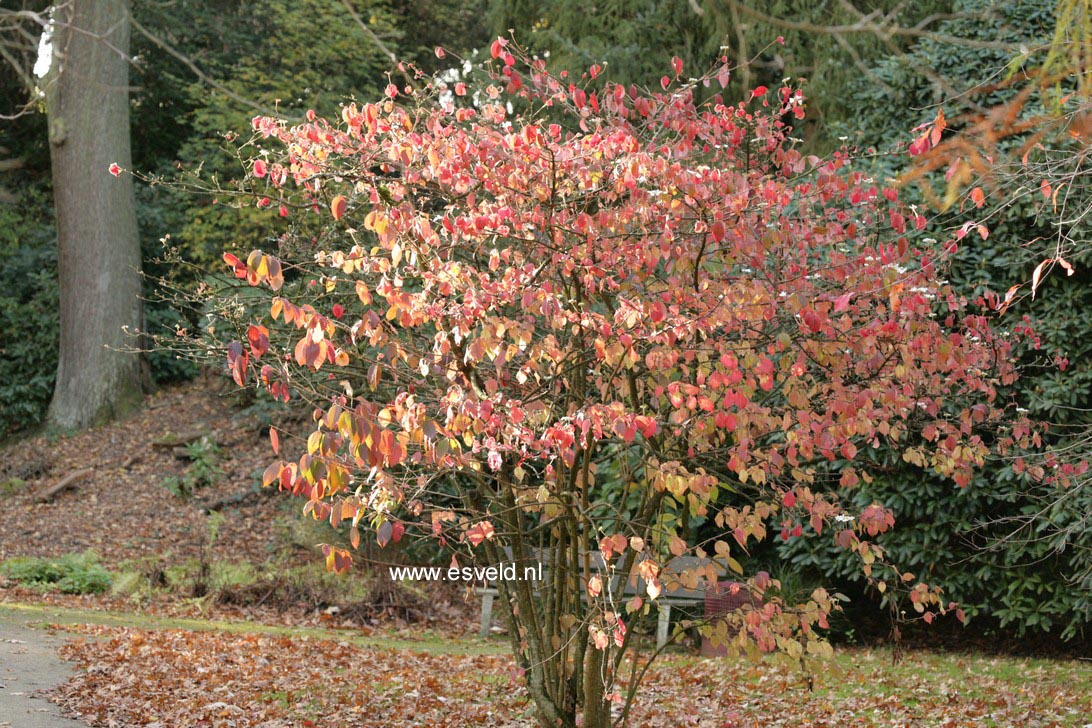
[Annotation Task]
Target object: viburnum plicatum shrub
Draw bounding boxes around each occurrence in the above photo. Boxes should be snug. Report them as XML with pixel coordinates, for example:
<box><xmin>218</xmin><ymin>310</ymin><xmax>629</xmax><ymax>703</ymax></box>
<box><xmin>221</xmin><ymin>40</ymin><xmax>1038</xmax><ymax>727</ymax></box>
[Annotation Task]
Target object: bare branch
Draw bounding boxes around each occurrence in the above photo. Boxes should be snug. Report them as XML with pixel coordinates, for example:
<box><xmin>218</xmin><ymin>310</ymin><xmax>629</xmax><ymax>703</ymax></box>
<box><xmin>129</xmin><ymin>16</ymin><xmax>282</xmax><ymax>118</ymax></box>
<box><xmin>339</xmin><ymin>0</ymin><xmax>418</xmax><ymax>91</ymax></box>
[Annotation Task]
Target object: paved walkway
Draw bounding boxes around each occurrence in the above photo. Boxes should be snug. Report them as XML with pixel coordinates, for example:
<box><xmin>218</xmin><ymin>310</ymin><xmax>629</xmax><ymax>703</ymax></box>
<box><xmin>0</xmin><ymin>606</ymin><xmax>86</xmax><ymax>727</ymax></box>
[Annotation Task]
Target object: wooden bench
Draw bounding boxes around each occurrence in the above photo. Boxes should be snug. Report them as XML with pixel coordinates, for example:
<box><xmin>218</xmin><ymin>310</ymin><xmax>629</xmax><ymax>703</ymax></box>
<box><xmin>474</xmin><ymin>552</ymin><xmax>726</xmax><ymax>649</ymax></box>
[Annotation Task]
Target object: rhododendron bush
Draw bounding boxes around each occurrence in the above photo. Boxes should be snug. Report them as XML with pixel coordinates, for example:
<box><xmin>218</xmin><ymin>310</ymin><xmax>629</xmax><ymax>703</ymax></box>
<box><xmin>220</xmin><ymin>42</ymin><xmax>1036</xmax><ymax>727</ymax></box>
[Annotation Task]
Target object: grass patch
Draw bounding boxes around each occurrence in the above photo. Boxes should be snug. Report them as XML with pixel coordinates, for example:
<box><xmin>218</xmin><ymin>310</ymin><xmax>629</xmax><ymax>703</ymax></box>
<box><xmin>0</xmin><ymin>477</ymin><xmax>26</xmax><ymax>496</ymax></box>
<box><xmin>0</xmin><ymin>601</ymin><xmax>503</xmax><ymax>654</ymax></box>
<box><xmin>0</xmin><ymin>550</ymin><xmax>112</xmax><ymax>594</ymax></box>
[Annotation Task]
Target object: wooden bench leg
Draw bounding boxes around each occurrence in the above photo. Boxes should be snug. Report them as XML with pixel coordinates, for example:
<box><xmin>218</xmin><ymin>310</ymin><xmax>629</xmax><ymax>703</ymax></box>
<box><xmin>479</xmin><ymin>591</ymin><xmax>494</xmax><ymax>637</ymax></box>
<box><xmin>656</xmin><ymin>603</ymin><xmax>671</xmax><ymax>649</ymax></box>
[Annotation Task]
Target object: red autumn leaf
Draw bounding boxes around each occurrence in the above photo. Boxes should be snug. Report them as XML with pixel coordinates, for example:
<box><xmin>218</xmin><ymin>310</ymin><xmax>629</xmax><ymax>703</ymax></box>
<box><xmin>801</xmin><ymin>309</ymin><xmax>823</xmax><ymax>334</ymax></box>
<box><xmin>710</xmin><ymin>220</ymin><xmax>726</xmax><ymax>242</ymax></box>
<box><xmin>226</xmin><ymin>341</ymin><xmax>248</xmax><ymax>386</ymax></box>
<box><xmin>634</xmin><ymin>415</ymin><xmax>658</xmax><ymax>439</ymax></box>
<box><xmin>247</xmin><ymin>324</ymin><xmax>269</xmax><ymax>358</ymax></box>
<box><xmin>223</xmin><ymin>252</ymin><xmax>248</xmax><ymax>279</ymax></box>
<box><xmin>466</xmin><ymin>520</ymin><xmax>495</xmax><ymax>546</ymax></box>
<box><xmin>649</xmin><ymin>300</ymin><xmax>666</xmax><ymax>323</ymax></box>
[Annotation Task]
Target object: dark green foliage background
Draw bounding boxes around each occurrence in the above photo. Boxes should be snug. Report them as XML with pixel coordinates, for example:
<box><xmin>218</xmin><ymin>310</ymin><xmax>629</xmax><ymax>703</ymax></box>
<box><xmin>776</xmin><ymin>0</ymin><xmax>1091</xmax><ymax>639</ymax></box>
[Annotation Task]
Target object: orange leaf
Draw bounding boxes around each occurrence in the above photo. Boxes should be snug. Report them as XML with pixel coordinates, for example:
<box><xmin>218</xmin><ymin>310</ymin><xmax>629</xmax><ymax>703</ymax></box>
<box><xmin>269</xmin><ymin>427</ymin><xmax>280</xmax><ymax>455</ymax></box>
<box><xmin>997</xmin><ymin>284</ymin><xmax>1021</xmax><ymax>315</ymax></box>
<box><xmin>970</xmin><ymin>187</ymin><xmax>985</xmax><ymax>208</ymax></box>
<box><xmin>930</xmin><ymin>108</ymin><xmax>946</xmax><ymax>146</ymax></box>
<box><xmin>262</xmin><ymin>461</ymin><xmax>281</xmax><ymax>487</ymax></box>
<box><xmin>331</xmin><ymin>195</ymin><xmax>348</xmax><ymax>221</ymax></box>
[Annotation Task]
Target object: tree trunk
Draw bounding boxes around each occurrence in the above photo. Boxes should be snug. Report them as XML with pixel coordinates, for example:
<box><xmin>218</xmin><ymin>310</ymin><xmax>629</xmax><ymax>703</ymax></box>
<box><xmin>44</xmin><ymin>0</ymin><xmax>144</xmax><ymax>430</ymax></box>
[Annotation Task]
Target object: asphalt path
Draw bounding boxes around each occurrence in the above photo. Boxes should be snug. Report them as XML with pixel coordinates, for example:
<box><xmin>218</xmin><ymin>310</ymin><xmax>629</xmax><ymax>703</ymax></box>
<box><xmin>0</xmin><ymin>606</ymin><xmax>86</xmax><ymax>727</ymax></box>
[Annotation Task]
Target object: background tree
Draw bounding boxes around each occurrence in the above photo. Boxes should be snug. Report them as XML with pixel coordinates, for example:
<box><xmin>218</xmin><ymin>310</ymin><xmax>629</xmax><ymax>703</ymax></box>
<box><xmin>40</xmin><ymin>0</ymin><xmax>145</xmax><ymax>429</ymax></box>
